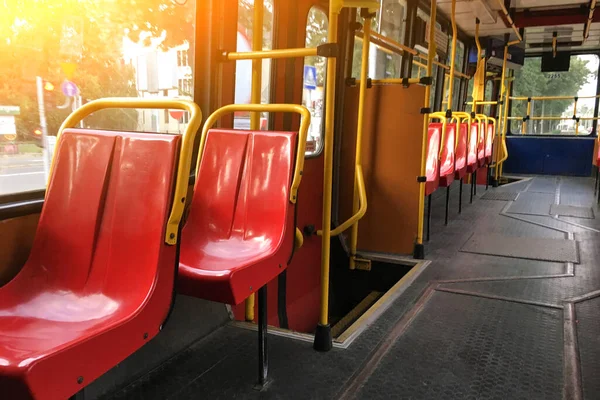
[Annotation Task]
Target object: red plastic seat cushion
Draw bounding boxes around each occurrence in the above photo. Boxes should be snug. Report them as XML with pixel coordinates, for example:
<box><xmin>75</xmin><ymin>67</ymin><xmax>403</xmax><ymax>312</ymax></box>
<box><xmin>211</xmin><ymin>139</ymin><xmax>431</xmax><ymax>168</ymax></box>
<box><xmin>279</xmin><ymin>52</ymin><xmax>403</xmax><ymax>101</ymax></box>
<box><xmin>0</xmin><ymin>129</ymin><xmax>180</xmax><ymax>400</ymax></box>
<box><xmin>178</xmin><ymin>129</ymin><xmax>297</xmax><ymax>305</ymax></box>
<box><xmin>467</xmin><ymin>124</ymin><xmax>479</xmax><ymax>174</ymax></box>
<box><xmin>485</xmin><ymin>123</ymin><xmax>494</xmax><ymax>164</ymax></box>
<box><xmin>439</xmin><ymin>123</ymin><xmax>456</xmax><ymax>187</ymax></box>
<box><xmin>454</xmin><ymin>123</ymin><xmax>468</xmax><ymax>180</ymax></box>
<box><xmin>425</xmin><ymin>123</ymin><xmax>441</xmax><ymax>196</ymax></box>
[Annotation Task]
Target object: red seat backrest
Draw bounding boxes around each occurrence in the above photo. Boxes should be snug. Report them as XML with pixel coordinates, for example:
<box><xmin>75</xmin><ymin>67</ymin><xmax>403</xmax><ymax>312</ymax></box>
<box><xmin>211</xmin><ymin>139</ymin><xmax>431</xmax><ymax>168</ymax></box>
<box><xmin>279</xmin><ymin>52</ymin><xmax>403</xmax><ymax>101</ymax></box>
<box><xmin>26</xmin><ymin>129</ymin><xmax>180</xmax><ymax>302</ymax></box>
<box><xmin>440</xmin><ymin>123</ymin><xmax>456</xmax><ymax>177</ymax></box>
<box><xmin>425</xmin><ymin>123</ymin><xmax>441</xmax><ymax>196</ymax></box>
<box><xmin>477</xmin><ymin>122</ymin><xmax>485</xmax><ymax>161</ymax></box>
<box><xmin>455</xmin><ymin>123</ymin><xmax>468</xmax><ymax>170</ymax></box>
<box><xmin>485</xmin><ymin>123</ymin><xmax>494</xmax><ymax>157</ymax></box>
<box><xmin>467</xmin><ymin>123</ymin><xmax>478</xmax><ymax>166</ymax></box>
<box><xmin>182</xmin><ymin>129</ymin><xmax>296</xmax><ymax>268</ymax></box>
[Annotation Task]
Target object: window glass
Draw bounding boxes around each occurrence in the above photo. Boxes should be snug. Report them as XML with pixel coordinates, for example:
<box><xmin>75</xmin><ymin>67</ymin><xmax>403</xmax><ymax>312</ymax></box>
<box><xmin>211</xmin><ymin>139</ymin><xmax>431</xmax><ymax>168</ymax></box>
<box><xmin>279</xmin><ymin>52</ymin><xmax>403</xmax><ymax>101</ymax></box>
<box><xmin>0</xmin><ymin>0</ymin><xmax>196</xmax><ymax>196</ymax></box>
<box><xmin>511</xmin><ymin>54</ymin><xmax>599</xmax><ymax>135</ymax></box>
<box><xmin>483</xmin><ymin>79</ymin><xmax>493</xmax><ymax>116</ymax></box>
<box><xmin>234</xmin><ymin>0</ymin><xmax>274</xmax><ymax>130</ymax></box>
<box><xmin>351</xmin><ymin>0</ymin><xmax>407</xmax><ymax>79</ymax></box>
<box><xmin>302</xmin><ymin>7</ymin><xmax>328</xmax><ymax>157</ymax></box>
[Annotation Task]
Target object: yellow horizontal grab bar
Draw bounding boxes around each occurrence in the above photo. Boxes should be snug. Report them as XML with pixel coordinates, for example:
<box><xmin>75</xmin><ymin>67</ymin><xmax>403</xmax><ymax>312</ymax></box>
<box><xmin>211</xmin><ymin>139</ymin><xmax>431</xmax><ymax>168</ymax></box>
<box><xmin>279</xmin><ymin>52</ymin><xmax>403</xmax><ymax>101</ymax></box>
<box><xmin>466</xmin><ymin>101</ymin><xmax>498</xmax><ymax>105</ymax></box>
<box><xmin>225</xmin><ymin>47</ymin><xmax>318</xmax><ymax>61</ymax></box>
<box><xmin>319</xmin><ymin>164</ymin><xmax>367</xmax><ymax>237</ymax></box>
<box><xmin>360</xmin><ymin>78</ymin><xmax>425</xmax><ymax>85</ymax></box>
<box><xmin>356</xmin><ymin>30</ymin><xmax>418</xmax><ymax>56</ymax></box>
<box><xmin>510</xmin><ymin>94</ymin><xmax>600</xmax><ymax>101</ymax></box>
<box><xmin>197</xmin><ymin>104</ymin><xmax>310</xmax><ymax>204</ymax></box>
<box><xmin>56</xmin><ymin>97</ymin><xmax>202</xmax><ymax>246</ymax></box>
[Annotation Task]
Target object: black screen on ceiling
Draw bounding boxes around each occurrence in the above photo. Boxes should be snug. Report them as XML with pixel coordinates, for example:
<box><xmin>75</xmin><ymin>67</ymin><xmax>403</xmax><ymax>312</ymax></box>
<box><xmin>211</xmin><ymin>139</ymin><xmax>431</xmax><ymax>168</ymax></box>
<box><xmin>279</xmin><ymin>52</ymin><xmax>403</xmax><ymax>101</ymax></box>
<box><xmin>541</xmin><ymin>51</ymin><xmax>571</xmax><ymax>72</ymax></box>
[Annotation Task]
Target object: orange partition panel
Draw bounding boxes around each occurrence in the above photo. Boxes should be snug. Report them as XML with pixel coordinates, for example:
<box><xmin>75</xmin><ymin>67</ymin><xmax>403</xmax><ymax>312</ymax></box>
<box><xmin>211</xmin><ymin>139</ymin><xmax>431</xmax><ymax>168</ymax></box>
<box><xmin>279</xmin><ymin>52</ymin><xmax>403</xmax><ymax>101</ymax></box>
<box><xmin>339</xmin><ymin>84</ymin><xmax>426</xmax><ymax>255</ymax></box>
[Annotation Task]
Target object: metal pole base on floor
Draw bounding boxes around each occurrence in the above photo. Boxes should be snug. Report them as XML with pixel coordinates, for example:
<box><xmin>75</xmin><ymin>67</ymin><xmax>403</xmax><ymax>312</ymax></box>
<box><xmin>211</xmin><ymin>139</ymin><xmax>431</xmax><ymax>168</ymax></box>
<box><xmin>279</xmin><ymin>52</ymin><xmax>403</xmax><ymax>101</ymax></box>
<box><xmin>254</xmin><ymin>285</ymin><xmax>270</xmax><ymax>389</ymax></box>
<box><xmin>459</xmin><ymin>179</ymin><xmax>463</xmax><ymax>214</ymax></box>
<box><xmin>427</xmin><ymin>194</ymin><xmax>432</xmax><ymax>241</ymax></box>
<box><xmin>445</xmin><ymin>186</ymin><xmax>450</xmax><ymax>225</ymax></box>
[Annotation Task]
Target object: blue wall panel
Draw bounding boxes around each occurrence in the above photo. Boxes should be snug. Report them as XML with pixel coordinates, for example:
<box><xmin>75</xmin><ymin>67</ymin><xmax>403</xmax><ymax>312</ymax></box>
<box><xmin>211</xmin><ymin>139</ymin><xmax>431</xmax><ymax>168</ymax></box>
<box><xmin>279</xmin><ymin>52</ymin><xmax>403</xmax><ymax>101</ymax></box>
<box><xmin>504</xmin><ymin>136</ymin><xmax>595</xmax><ymax>176</ymax></box>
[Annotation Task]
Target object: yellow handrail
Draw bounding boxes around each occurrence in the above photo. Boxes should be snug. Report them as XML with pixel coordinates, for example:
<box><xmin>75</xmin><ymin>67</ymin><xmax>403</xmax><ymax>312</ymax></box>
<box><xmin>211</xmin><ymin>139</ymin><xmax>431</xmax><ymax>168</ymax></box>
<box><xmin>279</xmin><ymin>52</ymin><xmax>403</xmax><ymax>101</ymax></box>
<box><xmin>429</xmin><ymin>112</ymin><xmax>449</xmax><ymax>158</ymax></box>
<box><xmin>197</xmin><ymin>104</ymin><xmax>310</xmax><ymax>204</ymax></box>
<box><xmin>355</xmin><ymin>29</ymin><xmax>418</xmax><ymax>56</ymax></box>
<box><xmin>415</xmin><ymin>0</ymin><xmax>437</xmax><ymax>256</ymax></box>
<box><xmin>452</xmin><ymin>111</ymin><xmax>473</xmax><ymax>147</ymax></box>
<box><xmin>224</xmin><ymin>47</ymin><xmax>319</xmax><ymax>61</ymax></box>
<box><xmin>326</xmin><ymin>165</ymin><xmax>367</xmax><ymax>236</ymax></box>
<box><xmin>56</xmin><ymin>97</ymin><xmax>202</xmax><ymax>246</ymax></box>
<box><xmin>446</xmin><ymin>0</ymin><xmax>457</xmax><ymax>111</ymax></box>
<box><xmin>510</xmin><ymin>94</ymin><xmax>600</xmax><ymax>101</ymax></box>
<box><xmin>497</xmin><ymin>0</ymin><xmax>523</xmax><ymax>42</ymax></box>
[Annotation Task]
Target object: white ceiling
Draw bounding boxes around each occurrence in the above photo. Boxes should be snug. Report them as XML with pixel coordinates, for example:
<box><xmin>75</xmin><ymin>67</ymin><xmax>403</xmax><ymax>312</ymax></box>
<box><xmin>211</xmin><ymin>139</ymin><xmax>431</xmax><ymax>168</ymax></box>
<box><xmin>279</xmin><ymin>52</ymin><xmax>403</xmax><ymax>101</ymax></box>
<box><xmin>435</xmin><ymin>0</ymin><xmax>600</xmax><ymax>52</ymax></box>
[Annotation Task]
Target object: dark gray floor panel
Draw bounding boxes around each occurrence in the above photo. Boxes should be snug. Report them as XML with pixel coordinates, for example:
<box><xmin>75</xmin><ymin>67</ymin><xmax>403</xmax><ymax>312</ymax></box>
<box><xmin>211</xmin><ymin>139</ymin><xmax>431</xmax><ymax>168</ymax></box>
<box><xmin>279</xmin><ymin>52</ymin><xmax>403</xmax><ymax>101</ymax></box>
<box><xmin>481</xmin><ymin>190</ymin><xmax>520</xmax><ymax>201</ymax></box>
<box><xmin>550</xmin><ymin>204</ymin><xmax>594</xmax><ymax>219</ymax></box>
<box><xmin>506</xmin><ymin>192</ymin><xmax>555</xmax><ymax>216</ymax></box>
<box><xmin>355</xmin><ymin>291</ymin><xmax>563</xmax><ymax>400</ymax></box>
<box><xmin>576</xmin><ymin>296</ymin><xmax>600</xmax><ymax>400</ymax></box>
<box><xmin>527</xmin><ymin>176</ymin><xmax>558</xmax><ymax>194</ymax></box>
<box><xmin>460</xmin><ymin>233</ymin><xmax>579</xmax><ymax>263</ymax></box>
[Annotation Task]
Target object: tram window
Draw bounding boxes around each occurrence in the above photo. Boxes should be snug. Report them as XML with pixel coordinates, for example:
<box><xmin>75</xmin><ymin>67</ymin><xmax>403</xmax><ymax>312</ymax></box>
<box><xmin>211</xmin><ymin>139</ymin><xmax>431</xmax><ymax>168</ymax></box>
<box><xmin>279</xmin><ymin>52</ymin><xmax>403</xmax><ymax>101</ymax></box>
<box><xmin>234</xmin><ymin>0</ymin><xmax>274</xmax><ymax>130</ymax></box>
<box><xmin>302</xmin><ymin>7</ymin><xmax>328</xmax><ymax>157</ymax></box>
<box><xmin>0</xmin><ymin>0</ymin><xmax>197</xmax><ymax>197</ymax></box>
<box><xmin>351</xmin><ymin>0</ymin><xmax>407</xmax><ymax>79</ymax></box>
<box><xmin>452</xmin><ymin>41</ymin><xmax>465</xmax><ymax>110</ymax></box>
<box><xmin>511</xmin><ymin>54</ymin><xmax>599</xmax><ymax>135</ymax></box>
<box><xmin>483</xmin><ymin>80</ymin><xmax>493</xmax><ymax>115</ymax></box>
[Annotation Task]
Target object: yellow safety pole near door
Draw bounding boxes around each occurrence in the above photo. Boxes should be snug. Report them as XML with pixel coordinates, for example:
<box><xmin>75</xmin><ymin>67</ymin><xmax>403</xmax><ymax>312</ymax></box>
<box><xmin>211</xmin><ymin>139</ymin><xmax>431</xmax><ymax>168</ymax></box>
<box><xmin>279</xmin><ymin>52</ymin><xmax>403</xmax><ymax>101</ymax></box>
<box><xmin>349</xmin><ymin>12</ymin><xmax>372</xmax><ymax>270</ymax></box>
<box><xmin>499</xmin><ymin>76</ymin><xmax>512</xmax><ymax>177</ymax></box>
<box><xmin>523</xmin><ymin>98</ymin><xmax>531</xmax><ymax>134</ymax></box>
<box><xmin>315</xmin><ymin>0</ymin><xmax>379</xmax><ymax>352</ymax></box>
<box><xmin>245</xmin><ymin>0</ymin><xmax>264</xmax><ymax>323</ymax></box>
<box><xmin>494</xmin><ymin>43</ymin><xmax>509</xmax><ymax>182</ymax></box>
<box><xmin>414</xmin><ymin>0</ymin><xmax>437</xmax><ymax>259</ymax></box>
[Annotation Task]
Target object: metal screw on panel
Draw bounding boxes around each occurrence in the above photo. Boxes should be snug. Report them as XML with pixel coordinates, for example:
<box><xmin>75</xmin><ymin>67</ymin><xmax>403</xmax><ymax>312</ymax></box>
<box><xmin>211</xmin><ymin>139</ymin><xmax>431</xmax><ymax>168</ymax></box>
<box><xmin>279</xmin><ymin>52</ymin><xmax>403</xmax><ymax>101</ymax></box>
<box><xmin>249</xmin><ymin>286</ymin><xmax>253</xmax><ymax>291</ymax></box>
<box><xmin>181</xmin><ymin>197</ymin><xmax>185</xmax><ymax>203</ymax></box>
<box><xmin>143</xmin><ymin>332</ymin><xmax>149</xmax><ymax>340</ymax></box>
<box><xmin>170</xmin><ymin>233</ymin><xmax>175</xmax><ymax>239</ymax></box>
<box><xmin>77</xmin><ymin>376</ymin><xmax>84</xmax><ymax>384</ymax></box>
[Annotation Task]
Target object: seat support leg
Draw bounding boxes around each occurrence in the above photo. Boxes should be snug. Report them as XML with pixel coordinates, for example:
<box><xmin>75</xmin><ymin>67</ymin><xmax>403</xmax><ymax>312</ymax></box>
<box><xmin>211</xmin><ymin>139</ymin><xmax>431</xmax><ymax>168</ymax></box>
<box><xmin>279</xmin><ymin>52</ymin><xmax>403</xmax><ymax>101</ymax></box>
<box><xmin>595</xmin><ymin>167</ymin><xmax>599</xmax><ymax>196</ymax></box>
<box><xmin>427</xmin><ymin>194</ymin><xmax>432</xmax><ymax>241</ymax></box>
<box><xmin>257</xmin><ymin>285</ymin><xmax>269</xmax><ymax>388</ymax></box>
<box><xmin>459</xmin><ymin>179</ymin><xmax>463</xmax><ymax>214</ymax></box>
<box><xmin>486</xmin><ymin>166</ymin><xmax>490</xmax><ymax>190</ymax></box>
<box><xmin>445</xmin><ymin>186</ymin><xmax>450</xmax><ymax>225</ymax></box>
<box><xmin>470</xmin><ymin>175</ymin><xmax>474</xmax><ymax>204</ymax></box>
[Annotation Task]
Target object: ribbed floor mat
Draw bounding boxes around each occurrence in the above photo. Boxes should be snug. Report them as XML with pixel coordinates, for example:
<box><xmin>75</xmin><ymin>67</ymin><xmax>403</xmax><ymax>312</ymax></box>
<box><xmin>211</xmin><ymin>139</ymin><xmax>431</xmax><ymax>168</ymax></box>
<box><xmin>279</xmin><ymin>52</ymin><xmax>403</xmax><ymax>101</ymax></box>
<box><xmin>506</xmin><ymin>192</ymin><xmax>554</xmax><ymax>216</ymax></box>
<box><xmin>460</xmin><ymin>233</ymin><xmax>579</xmax><ymax>262</ymax></box>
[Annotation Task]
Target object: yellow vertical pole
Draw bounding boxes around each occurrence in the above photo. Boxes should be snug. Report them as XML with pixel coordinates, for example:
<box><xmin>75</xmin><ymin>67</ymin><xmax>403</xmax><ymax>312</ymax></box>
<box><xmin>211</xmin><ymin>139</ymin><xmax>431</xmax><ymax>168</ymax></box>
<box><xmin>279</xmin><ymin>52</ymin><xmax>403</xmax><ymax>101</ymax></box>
<box><xmin>471</xmin><ymin>19</ymin><xmax>482</xmax><ymax>113</ymax></box>
<box><xmin>494</xmin><ymin>44</ymin><xmax>509</xmax><ymax>182</ymax></box>
<box><xmin>523</xmin><ymin>99</ymin><xmax>531</xmax><ymax>134</ymax></box>
<box><xmin>574</xmin><ymin>98</ymin><xmax>579</xmax><ymax>135</ymax></box>
<box><xmin>349</xmin><ymin>14</ymin><xmax>372</xmax><ymax>270</ymax></box>
<box><xmin>315</xmin><ymin>0</ymin><xmax>340</xmax><ymax>351</ymax></box>
<box><xmin>446</xmin><ymin>0</ymin><xmax>457</xmax><ymax>112</ymax></box>
<box><xmin>499</xmin><ymin>76</ymin><xmax>512</xmax><ymax>177</ymax></box>
<box><xmin>245</xmin><ymin>0</ymin><xmax>264</xmax><ymax>323</ymax></box>
<box><xmin>414</xmin><ymin>0</ymin><xmax>437</xmax><ymax>258</ymax></box>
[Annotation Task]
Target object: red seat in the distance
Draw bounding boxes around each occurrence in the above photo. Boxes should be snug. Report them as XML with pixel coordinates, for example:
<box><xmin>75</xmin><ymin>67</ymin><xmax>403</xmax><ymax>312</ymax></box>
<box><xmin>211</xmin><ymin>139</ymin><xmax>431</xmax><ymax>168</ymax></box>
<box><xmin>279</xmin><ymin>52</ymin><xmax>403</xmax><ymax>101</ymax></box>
<box><xmin>454</xmin><ymin>122</ymin><xmax>468</xmax><ymax>181</ymax></box>
<box><xmin>425</xmin><ymin>123</ymin><xmax>442</xmax><ymax>196</ymax></box>
<box><xmin>0</xmin><ymin>129</ymin><xmax>181</xmax><ymax>400</ymax></box>
<box><xmin>466</xmin><ymin>123</ymin><xmax>479</xmax><ymax>174</ymax></box>
<box><xmin>477</xmin><ymin>122</ymin><xmax>486</xmax><ymax>168</ymax></box>
<box><xmin>439</xmin><ymin>123</ymin><xmax>456</xmax><ymax>187</ymax></box>
<box><xmin>178</xmin><ymin>129</ymin><xmax>298</xmax><ymax>305</ymax></box>
<box><xmin>485</xmin><ymin>122</ymin><xmax>494</xmax><ymax>165</ymax></box>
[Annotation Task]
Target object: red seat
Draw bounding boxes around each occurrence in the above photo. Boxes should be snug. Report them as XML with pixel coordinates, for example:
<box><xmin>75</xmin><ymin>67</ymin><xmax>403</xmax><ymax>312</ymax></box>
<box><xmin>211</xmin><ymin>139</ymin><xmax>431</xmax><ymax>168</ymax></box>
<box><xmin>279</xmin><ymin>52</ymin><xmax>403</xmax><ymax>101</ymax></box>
<box><xmin>425</xmin><ymin>123</ymin><xmax>441</xmax><ymax>196</ymax></box>
<box><xmin>0</xmin><ymin>129</ymin><xmax>180</xmax><ymax>399</ymax></box>
<box><xmin>477</xmin><ymin>122</ymin><xmax>486</xmax><ymax>167</ymax></box>
<box><xmin>178</xmin><ymin>129</ymin><xmax>297</xmax><ymax>305</ymax></box>
<box><xmin>485</xmin><ymin>123</ymin><xmax>494</xmax><ymax>164</ymax></box>
<box><xmin>466</xmin><ymin>123</ymin><xmax>479</xmax><ymax>174</ymax></box>
<box><xmin>439</xmin><ymin>123</ymin><xmax>456</xmax><ymax>187</ymax></box>
<box><xmin>454</xmin><ymin>122</ymin><xmax>468</xmax><ymax>180</ymax></box>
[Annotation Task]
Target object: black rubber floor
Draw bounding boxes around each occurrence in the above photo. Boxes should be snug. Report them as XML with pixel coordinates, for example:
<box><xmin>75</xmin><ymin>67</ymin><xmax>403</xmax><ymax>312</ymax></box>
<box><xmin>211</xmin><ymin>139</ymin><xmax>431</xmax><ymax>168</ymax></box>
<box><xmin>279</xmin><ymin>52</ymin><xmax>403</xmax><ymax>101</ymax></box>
<box><xmin>104</xmin><ymin>176</ymin><xmax>600</xmax><ymax>400</ymax></box>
